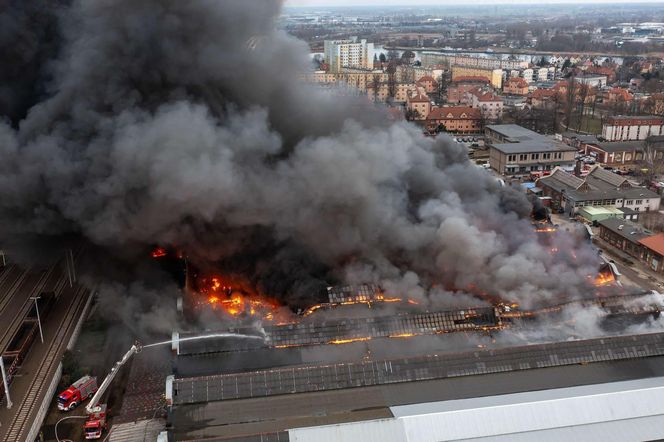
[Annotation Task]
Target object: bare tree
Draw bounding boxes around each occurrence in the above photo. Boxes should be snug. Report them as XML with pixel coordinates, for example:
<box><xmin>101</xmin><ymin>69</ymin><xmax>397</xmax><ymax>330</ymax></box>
<box><xmin>386</xmin><ymin>61</ymin><xmax>398</xmax><ymax>102</ymax></box>
<box><xmin>640</xmin><ymin>138</ymin><xmax>664</xmax><ymax>185</ymax></box>
<box><xmin>371</xmin><ymin>73</ymin><xmax>382</xmax><ymax>102</ymax></box>
<box><xmin>563</xmin><ymin>75</ymin><xmax>576</xmax><ymax>129</ymax></box>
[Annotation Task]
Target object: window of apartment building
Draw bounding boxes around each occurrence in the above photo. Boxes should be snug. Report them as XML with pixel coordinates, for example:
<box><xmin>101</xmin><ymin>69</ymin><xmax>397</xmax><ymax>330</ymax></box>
<box><xmin>626</xmin><ymin>200</ymin><xmax>634</xmax><ymax>205</ymax></box>
<box><xmin>519</xmin><ymin>154</ymin><xmax>527</xmax><ymax>161</ymax></box>
<box><xmin>554</xmin><ymin>152</ymin><xmax>562</xmax><ymax>159</ymax></box>
<box><xmin>531</xmin><ymin>153</ymin><xmax>540</xmax><ymax>160</ymax></box>
<box><xmin>507</xmin><ymin>154</ymin><xmax>516</xmax><ymax>162</ymax></box>
<box><xmin>636</xmin><ymin>199</ymin><xmax>643</xmax><ymax>205</ymax></box>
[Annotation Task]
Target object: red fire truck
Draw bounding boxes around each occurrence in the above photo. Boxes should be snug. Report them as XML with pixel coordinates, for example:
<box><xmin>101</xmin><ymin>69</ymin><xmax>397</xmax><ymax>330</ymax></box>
<box><xmin>57</xmin><ymin>375</ymin><xmax>98</xmax><ymax>411</ymax></box>
<box><xmin>84</xmin><ymin>404</ymin><xmax>108</xmax><ymax>439</ymax></box>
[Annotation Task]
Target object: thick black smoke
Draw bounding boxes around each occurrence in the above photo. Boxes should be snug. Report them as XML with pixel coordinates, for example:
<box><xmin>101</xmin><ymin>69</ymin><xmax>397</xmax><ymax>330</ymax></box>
<box><xmin>0</xmin><ymin>0</ymin><xmax>600</xmax><ymax>310</ymax></box>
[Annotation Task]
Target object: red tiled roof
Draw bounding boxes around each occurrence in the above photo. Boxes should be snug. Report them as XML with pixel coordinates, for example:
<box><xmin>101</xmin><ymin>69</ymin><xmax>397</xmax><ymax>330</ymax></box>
<box><xmin>608</xmin><ymin>87</ymin><xmax>633</xmax><ymax>101</ymax></box>
<box><xmin>477</xmin><ymin>92</ymin><xmax>501</xmax><ymax>102</ymax></box>
<box><xmin>427</xmin><ymin>106</ymin><xmax>482</xmax><ymax>120</ymax></box>
<box><xmin>639</xmin><ymin>234</ymin><xmax>664</xmax><ymax>257</ymax></box>
<box><xmin>531</xmin><ymin>88</ymin><xmax>558</xmax><ymax>99</ymax></box>
<box><xmin>506</xmin><ymin>77</ymin><xmax>528</xmax><ymax>88</ymax></box>
<box><xmin>606</xmin><ymin>116</ymin><xmax>664</xmax><ymax>126</ymax></box>
<box><xmin>408</xmin><ymin>93</ymin><xmax>430</xmax><ymax>103</ymax></box>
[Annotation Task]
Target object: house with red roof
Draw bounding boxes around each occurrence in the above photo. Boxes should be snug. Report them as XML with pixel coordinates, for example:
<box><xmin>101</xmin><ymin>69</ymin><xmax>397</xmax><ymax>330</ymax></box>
<box><xmin>503</xmin><ymin>77</ymin><xmax>529</xmax><ymax>96</ymax></box>
<box><xmin>415</xmin><ymin>75</ymin><xmax>439</xmax><ymax>94</ymax></box>
<box><xmin>406</xmin><ymin>93</ymin><xmax>432</xmax><ymax>120</ymax></box>
<box><xmin>607</xmin><ymin>87</ymin><xmax>633</xmax><ymax>104</ymax></box>
<box><xmin>446</xmin><ymin>77</ymin><xmax>492</xmax><ymax>103</ymax></box>
<box><xmin>426</xmin><ymin>106</ymin><xmax>482</xmax><ymax>133</ymax></box>
<box><xmin>640</xmin><ymin>234</ymin><xmax>664</xmax><ymax>273</ymax></box>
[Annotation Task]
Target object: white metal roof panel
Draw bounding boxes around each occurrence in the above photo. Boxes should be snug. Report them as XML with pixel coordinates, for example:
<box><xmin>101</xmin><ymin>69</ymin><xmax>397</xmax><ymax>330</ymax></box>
<box><xmin>289</xmin><ymin>377</ymin><xmax>664</xmax><ymax>442</ymax></box>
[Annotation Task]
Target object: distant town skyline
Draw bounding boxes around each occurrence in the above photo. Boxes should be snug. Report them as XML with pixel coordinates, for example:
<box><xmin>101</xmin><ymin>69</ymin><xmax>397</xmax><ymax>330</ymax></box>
<box><xmin>286</xmin><ymin>0</ymin><xmax>664</xmax><ymax>6</ymax></box>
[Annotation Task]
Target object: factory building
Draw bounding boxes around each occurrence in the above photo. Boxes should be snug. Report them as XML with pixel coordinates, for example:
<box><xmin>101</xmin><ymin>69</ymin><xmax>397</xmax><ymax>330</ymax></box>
<box><xmin>288</xmin><ymin>378</ymin><xmax>664</xmax><ymax>442</ymax></box>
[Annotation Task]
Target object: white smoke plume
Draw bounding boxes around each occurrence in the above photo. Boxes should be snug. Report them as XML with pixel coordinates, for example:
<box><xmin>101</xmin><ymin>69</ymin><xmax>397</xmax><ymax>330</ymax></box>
<box><xmin>0</xmin><ymin>0</ymin><xmax>602</xmax><ymax>311</ymax></box>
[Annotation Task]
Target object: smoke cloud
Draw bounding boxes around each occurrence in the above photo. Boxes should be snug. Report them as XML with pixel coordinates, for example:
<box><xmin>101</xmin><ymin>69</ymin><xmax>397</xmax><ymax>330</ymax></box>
<box><xmin>0</xmin><ymin>0</ymin><xmax>601</xmax><ymax>312</ymax></box>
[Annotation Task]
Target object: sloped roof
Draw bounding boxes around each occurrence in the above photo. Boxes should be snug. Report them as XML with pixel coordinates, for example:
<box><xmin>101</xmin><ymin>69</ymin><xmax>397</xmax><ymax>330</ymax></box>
<box><xmin>408</xmin><ymin>93</ymin><xmax>430</xmax><ymax>103</ymax></box>
<box><xmin>639</xmin><ymin>234</ymin><xmax>664</xmax><ymax>256</ymax></box>
<box><xmin>427</xmin><ymin>106</ymin><xmax>481</xmax><ymax>120</ymax></box>
<box><xmin>507</xmin><ymin>77</ymin><xmax>529</xmax><ymax>87</ymax></box>
<box><xmin>587</xmin><ymin>166</ymin><xmax>629</xmax><ymax>188</ymax></box>
<box><xmin>547</xmin><ymin>168</ymin><xmax>585</xmax><ymax>190</ymax></box>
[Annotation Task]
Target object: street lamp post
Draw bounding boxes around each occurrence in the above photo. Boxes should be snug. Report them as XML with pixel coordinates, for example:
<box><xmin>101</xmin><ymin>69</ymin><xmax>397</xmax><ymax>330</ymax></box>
<box><xmin>0</xmin><ymin>356</ymin><xmax>12</xmax><ymax>409</ymax></box>
<box><xmin>30</xmin><ymin>296</ymin><xmax>44</xmax><ymax>344</ymax></box>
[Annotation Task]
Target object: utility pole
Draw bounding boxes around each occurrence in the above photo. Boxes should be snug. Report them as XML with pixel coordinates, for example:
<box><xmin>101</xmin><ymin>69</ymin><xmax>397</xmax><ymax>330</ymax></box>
<box><xmin>0</xmin><ymin>250</ymin><xmax>5</xmax><ymax>267</ymax></box>
<box><xmin>65</xmin><ymin>249</ymin><xmax>74</xmax><ymax>287</ymax></box>
<box><xmin>30</xmin><ymin>296</ymin><xmax>44</xmax><ymax>343</ymax></box>
<box><xmin>69</xmin><ymin>249</ymin><xmax>76</xmax><ymax>283</ymax></box>
<box><xmin>0</xmin><ymin>356</ymin><xmax>12</xmax><ymax>409</ymax></box>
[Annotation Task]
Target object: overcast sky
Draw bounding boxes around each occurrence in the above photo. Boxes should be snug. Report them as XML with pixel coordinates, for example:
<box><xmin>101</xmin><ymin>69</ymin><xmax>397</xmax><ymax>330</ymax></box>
<box><xmin>286</xmin><ymin>0</ymin><xmax>663</xmax><ymax>5</ymax></box>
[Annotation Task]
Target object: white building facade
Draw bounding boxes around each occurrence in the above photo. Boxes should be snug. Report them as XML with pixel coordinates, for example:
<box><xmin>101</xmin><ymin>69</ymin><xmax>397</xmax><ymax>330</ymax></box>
<box><xmin>324</xmin><ymin>38</ymin><xmax>374</xmax><ymax>73</ymax></box>
<box><xmin>602</xmin><ymin>116</ymin><xmax>664</xmax><ymax>141</ymax></box>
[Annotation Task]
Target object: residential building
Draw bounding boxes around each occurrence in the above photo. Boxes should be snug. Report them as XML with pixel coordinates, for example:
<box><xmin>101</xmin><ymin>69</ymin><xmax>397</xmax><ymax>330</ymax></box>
<box><xmin>530</xmin><ymin>88</ymin><xmax>560</xmax><ymax>110</ymax></box>
<box><xmin>587</xmin><ymin>66</ymin><xmax>617</xmax><ymax>83</ymax></box>
<box><xmin>521</xmin><ymin>68</ymin><xmax>534</xmax><ymax>83</ymax></box>
<box><xmin>302</xmin><ymin>70</ymin><xmax>388</xmax><ymax>92</ymax></box>
<box><xmin>406</xmin><ymin>94</ymin><xmax>432</xmax><ymax>120</ymax></box>
<box><xmin>324</xmin><ymin>38</ymin><xmax>374</xmax><ymax>73</ymax></box>
<box><xmin>367</xmin><ymin>83</ymin><xmax>418</xmax><ymax>103</ymax></box>
<box><xmin>468</xmin><ymin>90</ymin><xmax>504</xmax><ymax>122</ymax></box>
<box><xmin>446</xmin><ymin>77</ymin><xmax>492</xmax><ymax>103</ymax></box>
<box><xmin>575</xmin><ymin>74</ymin><xmax>608</xmax><ymax>88</ymax></box>
<box><xmin>502</xmin><ymin>95</ymin><xmax>528</xmax><ymax>110</ymax></box>
<box><xmin>607</xmin><ymin>87</ymin><xmax>633</xmax><ymax>103</ymax></box>
<box><xmin>598</xmin><ymin>218</ymin><xmax>649</xmax><ymax>259</ymax></box>
<box><xmin>426</xmin><ymin>106</ymin><xmax>482</xmax><ymax>133</ymax></box>
<box><xmin>415</xmin><ymin>75</ymin><xmax>439</xmax><ymax>94</ymax></box>
<box><xmin>536</xmin><ymin>166</ymin><xmax>661</xmax><ymax>216</ymax></box>
<box><xmin>503</xmin><ymin>78</ymin><xmax>529</xmax><ymax>96</ymax></box>
<box><xmin>486</xmin><ymin>124</ymin><xmax>576</xmax><ymax>176</ymax></box>
<box><xmin>640</xmin><ymin>234</ymin><xmax>664</xmax><ymax>272</ymax></box>
<box><xmin>536</xmin><ymin>67</ymin><xmax>550</xmax><ymax>82</ymax></box>
<box><xmin>420</xmin><ymin>52</ymin><xmax>527</xmax><ymax>70</ymax></box>
<box><xmin>452</xmin><ymin>66</ymin><xmax>503</xmax><ymax>89</ymax></box>
<box><xmin>601</xmin><ymin>116</ymin><xmax>664</xmax><ymax>141</ymax></box>
<box><xmin>650</xmin><ymin>93</ymin><xmax>664</xmax><ymax>116</ymax></box>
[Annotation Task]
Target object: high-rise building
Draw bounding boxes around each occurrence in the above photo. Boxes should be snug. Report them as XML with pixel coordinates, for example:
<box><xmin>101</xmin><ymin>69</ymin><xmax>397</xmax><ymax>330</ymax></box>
<box><xmin>324</xmin><ymin>38</ymin><xmax>374</xmax><ymax>72</ymax></box>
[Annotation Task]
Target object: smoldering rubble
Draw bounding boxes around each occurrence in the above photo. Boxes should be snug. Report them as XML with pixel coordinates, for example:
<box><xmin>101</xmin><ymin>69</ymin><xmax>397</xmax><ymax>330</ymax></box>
<box><xmin>0</xmin><ymin>0</ymin><xmax>602</xmax><ymax>312</ymax></box>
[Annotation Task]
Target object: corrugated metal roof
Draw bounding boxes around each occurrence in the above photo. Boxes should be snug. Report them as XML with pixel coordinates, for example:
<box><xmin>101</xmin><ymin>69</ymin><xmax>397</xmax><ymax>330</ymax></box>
<box><xmin>289</xmin><ymin>377</ymin><xmax>664</xmax><ymax>442</ymax></box>
<box><xmin>108</xmin><ymin>418</ymin><xmax>165</xmax><ymax>442</ymax></box>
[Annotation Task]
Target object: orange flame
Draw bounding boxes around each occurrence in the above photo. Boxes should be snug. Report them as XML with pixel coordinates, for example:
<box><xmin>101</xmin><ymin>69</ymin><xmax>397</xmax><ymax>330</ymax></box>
<box><xmin>196</xmin><ymin>274</ymin><xmax>283</xmax><ymax>321</ymax></box>
<box><xmin>594</xmin><ymin>272</ymin><xmax>615</xmax><ymax>286</ymax></box>
<box><xmin>329</xmin><ymin>337</ymin><xmax>372</xmax><ymax>345</ymax></box>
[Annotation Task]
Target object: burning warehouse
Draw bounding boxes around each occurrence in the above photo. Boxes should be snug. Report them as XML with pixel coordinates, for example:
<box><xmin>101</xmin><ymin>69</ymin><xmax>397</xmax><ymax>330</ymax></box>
<box><xmin>2</xmin><ymin>1</ymin><xmax>664</xmax><ymax>441</ymax></box>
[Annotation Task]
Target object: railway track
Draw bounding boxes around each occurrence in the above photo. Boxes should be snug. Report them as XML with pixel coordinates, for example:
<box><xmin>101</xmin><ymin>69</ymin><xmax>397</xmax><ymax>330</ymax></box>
<box><xmin>1</xmin><ymin>284</ymin><xmax>89</xmax><ymax>442</ymax></box>
<box><xmin>0</xmin><ymin>264</ymin><xmax>63</xmax><ymax>352</ymax></box>
<box><xmin>0</xmin><ymin>265</ymin><xmax>31</xmax><ymax>317</ymax></box>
